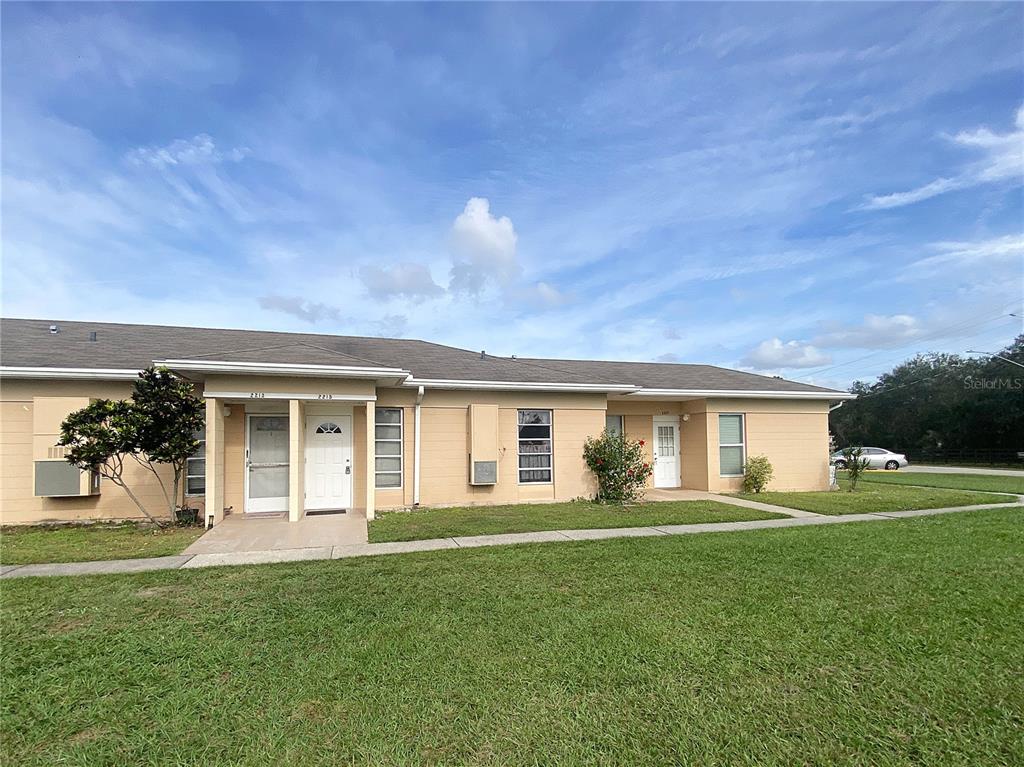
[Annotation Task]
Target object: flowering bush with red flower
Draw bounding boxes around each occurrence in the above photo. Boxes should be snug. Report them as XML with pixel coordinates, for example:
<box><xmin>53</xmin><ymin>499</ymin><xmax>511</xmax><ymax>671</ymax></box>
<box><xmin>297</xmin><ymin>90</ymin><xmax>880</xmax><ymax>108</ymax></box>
<box><xmin>583</xmin><ymin>429</ymin><xmax>653</xmax><ymax>504</ymax></box>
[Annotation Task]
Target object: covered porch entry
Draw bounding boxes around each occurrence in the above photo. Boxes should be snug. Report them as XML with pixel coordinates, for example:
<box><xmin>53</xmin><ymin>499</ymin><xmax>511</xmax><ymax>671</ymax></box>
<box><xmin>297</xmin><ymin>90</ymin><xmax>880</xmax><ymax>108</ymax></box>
<box><xmin>205</xmin><ymin>393</ymin><xmax>378</xmax><ymax>526</ymax></box>
<box><xmin>187</xmin><ymin>370</ymin><xmax>395</xmax><ymax>527</ymax></box>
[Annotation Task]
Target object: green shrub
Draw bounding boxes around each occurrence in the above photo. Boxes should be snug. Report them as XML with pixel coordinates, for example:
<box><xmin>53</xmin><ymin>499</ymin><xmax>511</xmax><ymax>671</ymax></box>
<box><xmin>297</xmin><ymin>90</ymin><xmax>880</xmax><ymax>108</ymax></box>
<box><xmin>742</xmin><ymin>455</ymin><xmax>774</xmax><ymax>493</ymax></box>
<box><xmin>583</xmin><ymin>430</ymin><xmax>653</xmax><ymax>504</ymax></box>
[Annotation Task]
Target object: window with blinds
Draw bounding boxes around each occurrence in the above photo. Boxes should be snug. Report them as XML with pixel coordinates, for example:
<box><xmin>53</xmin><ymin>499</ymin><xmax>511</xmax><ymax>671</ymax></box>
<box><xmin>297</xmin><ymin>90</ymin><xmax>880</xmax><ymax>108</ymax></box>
<box><xmin>718</xmin><ymin>414</ymin><xmax>745</xmax><ymax>476</ymax></box>
<box><xmin>375</xmin><ymin>408</ymin><xmax>403</xmax><ymax>488</ymax></box>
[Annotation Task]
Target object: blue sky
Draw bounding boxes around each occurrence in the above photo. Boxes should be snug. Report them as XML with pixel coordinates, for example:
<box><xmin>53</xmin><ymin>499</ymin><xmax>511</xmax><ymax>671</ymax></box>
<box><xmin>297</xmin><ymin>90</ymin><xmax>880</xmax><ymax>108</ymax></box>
<box><xmin>2</xmin><ymin>2</ymin><xmax>1021</xmax><ymax>389</ymax></box>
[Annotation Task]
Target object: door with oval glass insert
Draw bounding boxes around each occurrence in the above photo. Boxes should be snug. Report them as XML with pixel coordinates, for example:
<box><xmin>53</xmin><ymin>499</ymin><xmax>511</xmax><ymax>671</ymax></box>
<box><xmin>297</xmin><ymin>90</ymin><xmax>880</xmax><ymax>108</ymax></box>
<box><xmin>305</xmin><ymin>415</ymin><xmax>353</xmax><ymax>510</ymax></box>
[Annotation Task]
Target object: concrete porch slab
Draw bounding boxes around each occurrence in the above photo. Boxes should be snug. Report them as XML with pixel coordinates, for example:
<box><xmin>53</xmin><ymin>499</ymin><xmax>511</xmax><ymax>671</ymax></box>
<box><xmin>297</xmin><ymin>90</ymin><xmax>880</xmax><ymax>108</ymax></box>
<box><xmin>183</xmin><ymin>510</ymin><xmax>368</xmax><ymax>555</ymax></box>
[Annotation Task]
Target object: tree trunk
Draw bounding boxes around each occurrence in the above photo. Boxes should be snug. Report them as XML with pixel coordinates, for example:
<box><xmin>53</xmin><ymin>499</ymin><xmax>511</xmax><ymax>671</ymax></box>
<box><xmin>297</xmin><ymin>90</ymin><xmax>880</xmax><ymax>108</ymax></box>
<box><xmin>107</xmin><ymin>475</ymin><xmax>163</xmax><ymax>526</ymax></box>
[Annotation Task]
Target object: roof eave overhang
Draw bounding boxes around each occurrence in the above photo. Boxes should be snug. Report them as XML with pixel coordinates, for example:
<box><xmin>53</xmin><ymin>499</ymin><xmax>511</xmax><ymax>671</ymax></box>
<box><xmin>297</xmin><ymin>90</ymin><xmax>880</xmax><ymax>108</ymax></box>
<box><xmin>403</xmin><ymin>377</ymin><xmax>639</xmax><ymax>394</ymax></box>
<box><xmin>155</xmin><ymin>359</ymin><xmax>412</xmax><ymax>385</ymax></box>
<box><xmin>621</xmin><ymin>388</ymin><xmax>857</xmax><ymax>400</ymax></box>
<box><xmin>0</xmin><ymin>366</ymin><xmax>140</xmax><ymax>381</ymax></box>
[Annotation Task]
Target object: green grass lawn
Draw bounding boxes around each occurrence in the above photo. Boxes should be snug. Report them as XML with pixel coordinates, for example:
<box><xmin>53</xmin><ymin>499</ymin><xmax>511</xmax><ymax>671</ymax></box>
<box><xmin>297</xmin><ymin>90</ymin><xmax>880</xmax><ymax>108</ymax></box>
<box><xmin>369</xmin><ymin>499</ymin><xmax>785</xmax><ymax>542</ymax></box>
<box><xmin>0</xmin><ymin>523</ymin><xmax>205</xmax><ymax>565</ymax></box>
<box><xmin>3</xmin><ymin>509</ymin><xmax>1022</xmax><ymax>765</ymax></box>
<box><xmin>734</xmin><ymin>478</ymin><xmax>1014</xmax><ymax>516</ymax></box>
<box><xmin>861</xmin><ymin>470</ymin><xmax>1024</xmax><ymax>495</ymax></box>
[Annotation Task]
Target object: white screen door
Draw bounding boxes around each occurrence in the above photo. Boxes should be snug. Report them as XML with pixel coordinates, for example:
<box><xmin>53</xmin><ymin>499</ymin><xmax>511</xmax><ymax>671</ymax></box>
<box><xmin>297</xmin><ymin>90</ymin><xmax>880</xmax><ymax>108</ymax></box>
<box><xmin>653</xmin><ymin>418</ymin><xmax>680</xmax><ymax>488</ymax></box>
<box><xmin>246</xmin><ymin>415</ymin><xmax>289</xmax><ymax>513</ymax></box>
<box><xmin>305</xmin><ymin>415</ymin><xmax>353</xmax><ymax>510</ymax></box>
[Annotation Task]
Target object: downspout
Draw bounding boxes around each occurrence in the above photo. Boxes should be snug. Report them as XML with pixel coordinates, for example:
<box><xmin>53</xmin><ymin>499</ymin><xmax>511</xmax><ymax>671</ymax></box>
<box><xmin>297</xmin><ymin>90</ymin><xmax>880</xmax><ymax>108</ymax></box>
<box><xmin>413</xmin><ymin>385</ymin><xmax>424</xmax><ymax>507</ymax></box>
<box><xmin>829</xmin><ymin>401</ymin><xmax>845</xmax><ymax>413</ymax></box>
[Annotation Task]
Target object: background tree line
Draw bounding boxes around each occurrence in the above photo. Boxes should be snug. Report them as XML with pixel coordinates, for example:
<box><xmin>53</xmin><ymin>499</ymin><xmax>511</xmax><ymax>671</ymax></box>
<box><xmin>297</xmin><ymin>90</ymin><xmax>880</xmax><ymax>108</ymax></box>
<box><xmin>829</xmin><ymin>334</ymin><xmax>1023</xmax><ymax>456</ymax></box>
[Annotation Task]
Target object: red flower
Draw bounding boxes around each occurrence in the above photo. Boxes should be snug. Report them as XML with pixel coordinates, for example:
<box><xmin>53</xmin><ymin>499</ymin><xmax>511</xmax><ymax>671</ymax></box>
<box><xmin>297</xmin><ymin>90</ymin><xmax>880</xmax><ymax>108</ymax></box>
<box><xmin>638</xmin><ymin>440</ymin><xmax>645</xmax><ymax>446</ymax></box>
<box><xmin>643</xmin><ymin>463</ymin><xmax>650</xmax><ymax>470</ymax></box>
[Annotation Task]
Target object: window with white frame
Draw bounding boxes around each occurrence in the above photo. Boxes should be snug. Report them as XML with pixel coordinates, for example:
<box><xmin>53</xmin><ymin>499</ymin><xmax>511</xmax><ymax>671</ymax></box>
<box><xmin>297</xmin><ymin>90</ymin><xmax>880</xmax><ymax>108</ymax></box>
<box><xmin>605</xmin><ymin>414</ymin><xmax>624</xmax><ymax>437</ymax></box>
<box><xmin>185</xmin><ymin>426</ymin><xmax>206</xmax><ymax>495</ymax></box>
<box><xmin>375</xmin><ymin>408</ymin><xmax>403</xmax><ymax>488</ymax></box>
<box><xmin>518</xmin><ymin>409</ymin><xmax>553</xmax><ymax>483</ymax></box>
<box><xmin>718</xmin><ymin>414</ymin><xmax>745</xmax><ymax>476</ymax></box>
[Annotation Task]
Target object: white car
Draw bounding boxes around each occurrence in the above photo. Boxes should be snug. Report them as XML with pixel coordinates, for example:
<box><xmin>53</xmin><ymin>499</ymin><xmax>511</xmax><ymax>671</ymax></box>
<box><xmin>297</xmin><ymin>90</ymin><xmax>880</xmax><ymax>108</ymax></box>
<box><xmin>832</xmin><ymin>447</ymin><xmax>909</xmax><ymax>471</ymax></box>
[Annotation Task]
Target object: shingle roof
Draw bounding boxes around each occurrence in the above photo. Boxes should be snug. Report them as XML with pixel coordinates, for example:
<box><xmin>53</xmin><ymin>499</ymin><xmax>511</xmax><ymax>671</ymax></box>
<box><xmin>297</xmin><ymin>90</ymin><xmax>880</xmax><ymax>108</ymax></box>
<box><xmin>0</xmin><ymin>317</ymin><xmax>842</xmax><ymax>395</ymax></box>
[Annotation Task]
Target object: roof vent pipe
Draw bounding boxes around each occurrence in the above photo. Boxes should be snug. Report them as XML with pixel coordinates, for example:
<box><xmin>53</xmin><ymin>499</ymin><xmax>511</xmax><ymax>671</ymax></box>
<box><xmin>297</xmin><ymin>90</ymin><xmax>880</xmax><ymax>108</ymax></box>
<box><xmin>89</xmin><ymin>331</ymin><xmax>98</xmax><ymax>342</ymax></box>
<box><xmin>480</xmin><ymin>350</ymin><xmax>486</xmax><ymax>359</ymax></box>
<box><xmin>49</xmin><ymin>324</ymin><xmax>59</xmax><ymax>335</ymax></box>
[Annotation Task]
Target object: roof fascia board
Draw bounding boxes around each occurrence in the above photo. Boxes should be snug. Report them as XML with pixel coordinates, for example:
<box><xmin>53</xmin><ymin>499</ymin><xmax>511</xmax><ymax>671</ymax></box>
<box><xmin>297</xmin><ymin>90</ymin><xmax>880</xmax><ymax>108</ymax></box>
<box><xmin>155</xmin><ymin>359</ymin><xmax>411</xmax><ymax>380</ymax></box>
<box><xmin>625</xmin><ymin>388</ymin><xmax>856</xmax><ymax>400</ymax></box>
<box><xmin>0</xmin><ymin>366</ymin><xmax>139</xmax><ymax>380</ymax></box>
<box><xmin>404</xmin><ymin>377</ymin><xmax>638</xmax><ymax>393</ymax></box>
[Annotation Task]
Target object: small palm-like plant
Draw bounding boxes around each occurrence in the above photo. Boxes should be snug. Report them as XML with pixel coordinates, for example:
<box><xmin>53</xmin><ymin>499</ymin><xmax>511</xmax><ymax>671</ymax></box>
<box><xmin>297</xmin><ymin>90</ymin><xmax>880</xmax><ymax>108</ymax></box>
<box><xmin>842</xmin><ymin>446</ymin><xmax>871</xmax><ymax>491</ymax></box>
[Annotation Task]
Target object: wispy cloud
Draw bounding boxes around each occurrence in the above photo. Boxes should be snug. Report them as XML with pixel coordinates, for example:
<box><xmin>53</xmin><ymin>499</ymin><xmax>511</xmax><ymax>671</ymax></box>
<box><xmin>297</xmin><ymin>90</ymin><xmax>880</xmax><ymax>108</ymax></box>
<box><xmin>257</xmin><ymin>295</ymin><xmax>342</xmax><ymax>324</ymax></box>
<box><xmin>359</xmin><ymin>263</ymin><xmax>445</xmax><ymax>302</ymax></box>
<box><xmin>813</xmin><ymin>314</ymin><xmax>922</xmax><ymax>349</ymax></box>
<box><xmin>127</xmin><ymin>134</ymin><xmax>250</xmax><ymax>170</ymax></box>
<box><xmin>861</xmin><ymin>105</ymin><xmax>1023</xmax><ymax>210</ymax></box>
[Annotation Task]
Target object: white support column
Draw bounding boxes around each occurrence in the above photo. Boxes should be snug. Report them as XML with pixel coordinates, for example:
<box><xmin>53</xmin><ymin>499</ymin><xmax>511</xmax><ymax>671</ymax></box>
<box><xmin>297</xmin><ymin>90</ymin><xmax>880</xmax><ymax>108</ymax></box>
<box><xmin>204</xmin><ymin>397</ymin><xmax>225</xmax><ymax>526</ymax></box>
<box><xmin>365</xmin><ymin>400</ymin><xmax>375</xmax><ymax>521</ymax></box>
<box><xmin>288</xmin><ymin>399</ymin><xmax>304</xmax><ymax>522</ymax></box>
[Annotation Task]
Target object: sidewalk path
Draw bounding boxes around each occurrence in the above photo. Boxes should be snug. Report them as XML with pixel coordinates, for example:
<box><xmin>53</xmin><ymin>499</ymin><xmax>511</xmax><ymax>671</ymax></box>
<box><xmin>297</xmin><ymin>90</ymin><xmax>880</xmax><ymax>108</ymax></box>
<box><xmin>908</xmin><ymin>466</ymin><xmax>1024</xmax><ymax>477</ymax></box>
<box><xmin>2</xmin><ymin>500</ymin><xmax>1018</xmax><ymax>579</ymax></box>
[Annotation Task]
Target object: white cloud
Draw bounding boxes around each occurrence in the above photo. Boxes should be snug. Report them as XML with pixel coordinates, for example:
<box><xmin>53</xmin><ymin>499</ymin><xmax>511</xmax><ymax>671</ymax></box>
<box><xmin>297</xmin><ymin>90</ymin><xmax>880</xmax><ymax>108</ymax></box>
<box><xmin>861</xmin><ymin>104</ymin><xmax>1023</xmax><ymax>210</ymax></box>
<box><xmin>813</xmin><ymin>314</ymin><xmax>922</xmax><ymax>348</ymax></box>
<box><xmin>358</xmin><ymin>262</ymin><xmax>444</xmax><ymax>301</ymax></box>
<box><xmin>448</xmin><ymin>197</ymin><xmax>520</xmax><ymax>294</ymax></box>
<box><xmin>258</xmin><ymin>295</ymin><xmax>342</xmax><ymax>323</ymax></box>
<box><xmin>655</xmin><ymin>352</ymin><xmax>681</xmax><ymax>363</ymax></box>
<box><xmin>909</xmin><ymin>234</ymin><xmax>1024</xmax><ymax>271</ymax></box>
<box><xmin>742</xmin><ymin>338</ymin><xmax>832</xmax><ymax>369</ymax></box>
<box><xmin>371</xmin><ymin>314</ymin><xmax>409</xmax><ymax>338</ymax></box>
<box><xmin>861</xmin><ymin>177</ymin><xmax>962</xmax><ymax>210</ymax></box>
<box><xmin>127</xmin><ymin>134</ymin><xmax>250</xmax><ymax>169</ymax></box>
<box><xmin>509</xmin><ymin>281</ymin><xmax>573</xmax><ymax>309</ymax></box>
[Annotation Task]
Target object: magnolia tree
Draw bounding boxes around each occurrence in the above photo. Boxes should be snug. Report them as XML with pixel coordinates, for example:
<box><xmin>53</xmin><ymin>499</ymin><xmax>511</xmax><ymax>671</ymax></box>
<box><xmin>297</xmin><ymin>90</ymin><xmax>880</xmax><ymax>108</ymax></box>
<box><xmin>583</xmin><ymin>430</ymin><xmax>653</xmax><ymax>504</ymax></box>
<box><xmin>59</xmin><ymin>367</ymin><xmax>204</xmax><ymax>524</ymax></box>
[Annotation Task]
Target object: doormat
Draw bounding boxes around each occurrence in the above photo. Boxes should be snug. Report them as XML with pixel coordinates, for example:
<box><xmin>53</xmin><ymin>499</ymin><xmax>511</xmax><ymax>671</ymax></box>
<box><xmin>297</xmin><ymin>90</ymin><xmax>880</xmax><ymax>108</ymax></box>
<box><xmin>305</xmin><ymin>509</ymin><xmax>348</xmax><ymax>516</ymax></box>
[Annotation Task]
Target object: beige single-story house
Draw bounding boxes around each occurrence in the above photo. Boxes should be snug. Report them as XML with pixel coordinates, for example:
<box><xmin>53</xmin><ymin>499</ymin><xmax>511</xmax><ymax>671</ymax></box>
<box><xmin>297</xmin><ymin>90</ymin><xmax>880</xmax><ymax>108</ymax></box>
<box><xmin>0</xmin><ymin>318</ymin><xmax>854</xmax><ymax>526</ymax></box>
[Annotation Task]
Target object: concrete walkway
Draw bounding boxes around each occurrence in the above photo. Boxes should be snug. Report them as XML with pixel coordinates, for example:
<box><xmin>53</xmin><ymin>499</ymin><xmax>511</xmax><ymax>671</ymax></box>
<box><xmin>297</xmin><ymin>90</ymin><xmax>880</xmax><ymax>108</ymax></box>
<box><xmin>905</xmin><ymin>465</ymin><xmax>1024</xmax><ymax>477</ymax></box>
<box><xmin>2</xmin><ymin>499</ymin><xmax>1019</xmax><ymax>579</ymax></box>
<box><xmin>644</xmin><ymin>488</ymin><xmax>822</xmax><ymax>518</ymax></box>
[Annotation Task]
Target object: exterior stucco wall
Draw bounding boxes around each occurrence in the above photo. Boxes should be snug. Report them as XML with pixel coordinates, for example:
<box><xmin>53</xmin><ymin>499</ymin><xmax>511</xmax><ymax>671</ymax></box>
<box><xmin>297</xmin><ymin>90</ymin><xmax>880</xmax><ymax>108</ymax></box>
<box><xmin>1</xmin><ymin>376</ymin><xmax>833</xmax><ymax>524</ymax></box>
<box><xmin>417</xmin><ymin>390</ymin><xmax>606</xmax><ymax>507</ymax></box>
<box><xmin>0</xmin><ymin>380</ymin><xmax>176</xmax><ymax>524</ymax></box>
<box><xmin>704</xmin><ymin>398</ymin><xmax>830</xmax><ymax>492</ymax></box>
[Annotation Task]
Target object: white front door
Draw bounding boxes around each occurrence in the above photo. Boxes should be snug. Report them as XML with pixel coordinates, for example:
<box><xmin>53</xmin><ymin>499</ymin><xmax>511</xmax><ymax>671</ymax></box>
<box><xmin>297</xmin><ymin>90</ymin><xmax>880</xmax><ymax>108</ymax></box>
<box><xmin>246</xmin><ymin>415</ymin><xmax>289</xmax><ymax>513</ymax></box>
<box><xmin>305</xmin><ymin>415</ymin><xmax>353</xmax><ymax>511</ymax></box>
<box><xmin>653</xmin><ymin>417</ymin><xmax>680</xmax><ymax>488</ymax></box>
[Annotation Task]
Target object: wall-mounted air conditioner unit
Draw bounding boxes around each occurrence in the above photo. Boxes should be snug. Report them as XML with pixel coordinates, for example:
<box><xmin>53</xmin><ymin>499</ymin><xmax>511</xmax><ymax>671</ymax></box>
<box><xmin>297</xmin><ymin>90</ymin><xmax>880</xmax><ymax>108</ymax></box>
<box><xmin>32</xmin><ymin>396</ymin><xmax>101</xmax><ymax>497</ymax></box>
<box><xmin>35</xmin><ymin>461</ymin><xmax>100</xmax><ymax>497</ymax></box>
